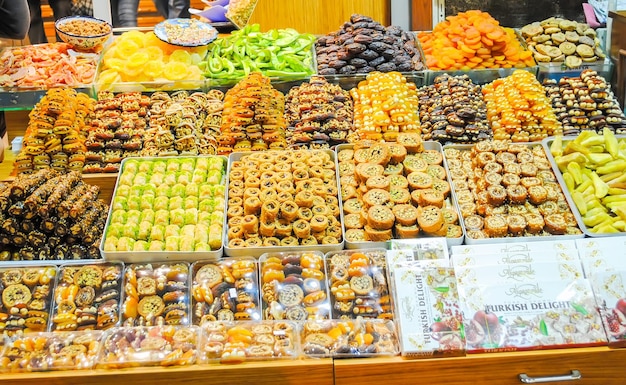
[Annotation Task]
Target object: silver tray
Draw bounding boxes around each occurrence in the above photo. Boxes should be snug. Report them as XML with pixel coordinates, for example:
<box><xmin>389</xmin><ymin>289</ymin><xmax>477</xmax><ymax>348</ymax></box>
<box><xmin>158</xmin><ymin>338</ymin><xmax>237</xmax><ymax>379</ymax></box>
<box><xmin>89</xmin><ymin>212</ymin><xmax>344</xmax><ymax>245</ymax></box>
<box><xmin>224</xmin><ymin>149</ymin><xmax>345</xmax><ymax>258</ymax></box>
<box><xmin>0</xmin><ymin>44</ymin><xmax>97</xmax><ymax>110</ymax></box>
<box><xmin>443</xmin><ymin>142</ymin><xmax>585</xmax><ymax>244</ymax></box>
<box><xmin>536</xmin><ymin>59</ymin><xmax>613</xmax><ymax>82</ymax></box>
<box><xmin>542</xmin><ymin>135</ymin><xmax>626</xmax><ymax>238</ymax></box>
<box><xmin>99</xmin><ymin>156</ymin><xmax>226</xmax><ymax>262</ymax></box>
<box><xmin>417</xmin><ymin>30</ymin><xmax>539</xmax><ymax>85</ymax></box>
<box><xmin>336</xmin><ymin>141</ymin><xmax>465</xmax><ymax>249</ymax></box>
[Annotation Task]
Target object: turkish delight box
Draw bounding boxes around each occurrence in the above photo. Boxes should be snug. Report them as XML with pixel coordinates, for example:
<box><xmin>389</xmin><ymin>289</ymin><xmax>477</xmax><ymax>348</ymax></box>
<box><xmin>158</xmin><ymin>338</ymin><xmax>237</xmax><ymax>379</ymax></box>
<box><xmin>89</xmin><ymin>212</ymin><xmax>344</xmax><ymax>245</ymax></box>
<box><xmin>576</xmin><ymin>238</ymin><xmax>626</xmax><ymax>277</ymax></box>
<box><xmin>451</xmin><ymin>250</ymin><xmax>581</xmax><ymax>269</ymax></box>
<box><xmin>454</xmin><ymin>261</ymin><xmax>584</xmax><ymax>287</ymax></box>
<box><xmin>387</xmin><ymin>250</ymin><xmax>450</xmax><ymax>272</ymax></box>
<box><xmin>451</xmin><ymin>240</ymin><xmax>577</xmax><ymax>256</ymax></box>
<box><xmin>389</xmin><ymin>238</ymin><xmax>449</xmax><ymax>261</ymax></box>
<box><xmin>589</xmin><ymin>270</ymin><xmax>626</xmax><ymax>347</ymax></box>
<box><xmin>458</xmin><ymin>279</ymin><xmax>607</xmax><ymax>353</ymax></box>
<box><xmin>391</xmin><ymin>266</ymin><xmax>465</xmax><ymax>358</ymax></box>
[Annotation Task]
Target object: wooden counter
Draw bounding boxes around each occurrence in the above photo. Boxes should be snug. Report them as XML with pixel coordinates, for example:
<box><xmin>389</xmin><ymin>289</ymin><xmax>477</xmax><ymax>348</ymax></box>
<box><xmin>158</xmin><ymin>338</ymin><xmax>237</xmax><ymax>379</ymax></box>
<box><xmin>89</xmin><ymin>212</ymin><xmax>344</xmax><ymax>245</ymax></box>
<box><xmin>0</xmin><ymin>358</ymin><xmax>334</xmax><ymax>385</ymax></box>
<box><xmin>335</xmin><ymin>347</ymin><xmax>626</xmax><ymax>385</ymax></box>
<box><xmin>1</xmin><ymin>347</ymin><xmax>625</xmax><ymax>385</ymax></box>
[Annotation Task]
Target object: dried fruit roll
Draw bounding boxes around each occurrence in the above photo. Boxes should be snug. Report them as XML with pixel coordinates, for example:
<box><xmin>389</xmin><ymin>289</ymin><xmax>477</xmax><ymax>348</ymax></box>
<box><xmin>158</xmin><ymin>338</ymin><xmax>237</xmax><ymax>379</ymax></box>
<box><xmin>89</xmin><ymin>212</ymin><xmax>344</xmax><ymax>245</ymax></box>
<box><xmin>69</xmin><ymin>185</ymin><xmax>100</xmax><ymax>219</ymax></box>
<box><xmin>38</xmin><ymin>171</ymin><xmax>82</xmax><ymax>218</ymax></box>
<box><xmin>10</xmin><ymin>169</ymin><xmax>58</xmax><ymax>200</ymax></box>
<box><xmin>57</xmin><ymin>184</ymin><xmax>90</xmax><ymax>219</ymax></box>
<box><xmin>23</xmin><ymin>174</ymin><xmax>64</xmax><ymax>213</ymax></box>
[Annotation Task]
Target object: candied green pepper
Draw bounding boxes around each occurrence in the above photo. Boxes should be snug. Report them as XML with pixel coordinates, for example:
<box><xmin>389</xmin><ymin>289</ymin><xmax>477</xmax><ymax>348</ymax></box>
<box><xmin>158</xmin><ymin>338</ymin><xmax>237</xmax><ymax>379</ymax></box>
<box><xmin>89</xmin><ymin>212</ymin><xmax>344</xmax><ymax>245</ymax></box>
<box><xmin>201</xmin><ymin>24</ymin><xmax>315</xmax><ymax>80</ymax></box>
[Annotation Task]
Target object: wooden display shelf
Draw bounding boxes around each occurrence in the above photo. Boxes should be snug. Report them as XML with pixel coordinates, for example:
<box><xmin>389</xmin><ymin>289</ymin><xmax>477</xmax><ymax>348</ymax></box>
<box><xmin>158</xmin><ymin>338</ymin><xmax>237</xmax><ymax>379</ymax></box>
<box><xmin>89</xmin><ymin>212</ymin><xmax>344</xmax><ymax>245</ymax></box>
<box><xmin>1</xmin><ymin>347</ymin><xmax>625</xmax><ymax>384</ymax></box>
<box><xmin>334</xmin><ymin>347</ymin><xmax>626</xmax><ymax>385</ymax></box>
<box><xmin>0</xmin><ymin>357</ymin><xmax>334</xmax><ymax>385</ymax></box>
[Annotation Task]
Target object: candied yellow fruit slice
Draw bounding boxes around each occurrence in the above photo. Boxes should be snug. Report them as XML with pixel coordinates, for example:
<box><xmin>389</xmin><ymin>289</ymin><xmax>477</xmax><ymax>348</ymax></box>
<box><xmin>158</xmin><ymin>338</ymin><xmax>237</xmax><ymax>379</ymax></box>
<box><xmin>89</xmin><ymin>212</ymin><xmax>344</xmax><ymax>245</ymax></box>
<box><xmin>144</xmin><ymin>46</ymin><xmax>164</xmax><ymax>61</ymax></box>
<box><xmin>115</xmin><ymin>39</ymin><xmax>140</xmax><ymax>59</ymax></box>
<box><xmin>163</xmin><ymin>61</ymin><xmax>189</xmax><ymax>80</ymax></box>
<box><xmin>105</xmin><ymin>57</ymin><xmax>125</xmax><ymax>72</ymax></box>
<box><xmin>98</xmin><ymin>69</ymin><xmax>122</xmax><ymax>85</ymax></box>
<box><xmin>127</xmin><ymin>50</ymin><xmax>150</xmax><ymax>68</ymax></box>
<box><xmin>122</xmin><ymin>29</ymin><xmax>147</xmax><ymax>48</ymax></box>
<box><xmin>144</xmin><ymin>60</ymin><xmax>165</xmax><ymax>78</ymax></box>
<box><xmin>169</xmin><ymin>49</ymin><xmax>192</xmax><ymax>65</ymax></box>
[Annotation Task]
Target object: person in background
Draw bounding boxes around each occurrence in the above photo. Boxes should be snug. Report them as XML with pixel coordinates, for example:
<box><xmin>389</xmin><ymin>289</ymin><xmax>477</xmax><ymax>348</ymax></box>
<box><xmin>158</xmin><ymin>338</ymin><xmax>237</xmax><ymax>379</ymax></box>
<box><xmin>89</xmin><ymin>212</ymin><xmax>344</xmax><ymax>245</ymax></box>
<box><xmin>588</xmin><ymin>0</ymin><xmax>626</xmax><ymax>25</ymax></box>
<box><xmin>152</xmin><ymin>0</ymin><xmax>191</xmax><ymax>19</ymax></box>
<box><xmin>111</xmin><ymin>0</ymin><xmax>139</xmax><ymax>28</ymax></box>
<box><xmin>0</xmin><ymin>0</ymin><xmax>31</xmax><ymax>163</ymax></box>
<box><xmin>27</xmin><ymin>0</ymin><xmax>72</xmax><ymax>44</ymax></box>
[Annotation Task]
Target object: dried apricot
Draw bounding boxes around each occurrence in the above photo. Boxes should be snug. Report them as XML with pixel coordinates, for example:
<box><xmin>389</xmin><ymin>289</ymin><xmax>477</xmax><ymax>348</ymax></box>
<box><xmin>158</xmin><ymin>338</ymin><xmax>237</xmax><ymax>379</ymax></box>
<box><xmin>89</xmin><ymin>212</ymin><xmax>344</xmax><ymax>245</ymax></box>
<box><xmin>418</xmin><ymin>10</ymin><xmax>534</xmax><ymax>70</ymax></box>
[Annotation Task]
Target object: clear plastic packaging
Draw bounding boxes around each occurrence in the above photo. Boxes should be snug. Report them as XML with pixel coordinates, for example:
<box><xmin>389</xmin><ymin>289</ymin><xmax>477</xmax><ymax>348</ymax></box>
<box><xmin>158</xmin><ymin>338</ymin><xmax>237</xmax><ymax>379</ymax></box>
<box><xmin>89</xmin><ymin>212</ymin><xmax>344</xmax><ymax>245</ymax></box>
<box><xmin>200</xmin><ymin>320</ymin><xmax>300</xmax><ymax>363</ymax></box>
<box><xmin>0</xmin><ymin>265</ymin><xmax>56</xmax><ymax>336</ymax></box>
<box><xmin>301</xmin><ymin>318</ymin><xmax>399</xmax><ymax>358</ymax></box>
<box><xmin>260</xmin><ymin>251</ymin><xmax>331</xmax><ymax>321</ymax></box>
<box><xmin>458</xmin><ymin>279</ymin><xmax>607</xmax><ymax>353</ymax></box>
<box><xmin>191</xmin><ymin>257</ymin><xmax>261</xmax><ymax>325</ymax></box>
<box><xmin>97</xmin><ymin>325</ymin><xmax>200</xmax><ymax>368</ymax></box>
<box><xmin>1</xmin><ymin>331</ymin><xmax>102</xmax><ymax>372</ymax></box>
<box><xmin>324</xmin><ymin>249</ymin><xmax>393</xmax><ymax>320</ymax></box>
<box><xmin>50</xmin><ymin>262</ymin><xmax>124</xmax><ymax>332</ymax></box>
<box><xmin>589</xmin><ymin>269</ymin><xmax>626</xmax><ymax>347</ymax></box>
<box><xmin>391</xmin><ymin>266</ymin><xmax>465</xmax><ymax>358</ymax></box>
<box><xmin>121</xmin><ymin>262</ymin><xmax>190</xmax><ymax>327</ymax></box>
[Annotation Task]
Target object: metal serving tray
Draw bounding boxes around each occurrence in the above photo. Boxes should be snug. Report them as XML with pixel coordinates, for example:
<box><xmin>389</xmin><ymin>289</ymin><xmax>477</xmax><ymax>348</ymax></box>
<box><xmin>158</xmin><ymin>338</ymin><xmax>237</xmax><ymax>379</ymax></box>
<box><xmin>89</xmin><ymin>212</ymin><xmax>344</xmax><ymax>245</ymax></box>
<box><xmin>336</xmin><ymin>141</ymin><xmax>465</xmax><ymax>249</ymax></box>
<box><xmin>443</xmin><ymin>142</ymin><xmax>585</xmax><ymax>244</ymax></box>
<box><xmin>0</xmin><ymin>44</ymin><xmax>97</xmax><ymax>110</ymax></box>
<box><xmin>99</xmin><ymin>156</ymin><xmax>226</xmax><ymax>262</ymax></box>
<box><xmin>537</xmin><ymin>59</ymin><xmax>614</xmax><ymax>82</ymax></box>
<box><xmin>224</xmin><ymin>149</ymin><xmax>345</xmax><ymax>258</ymax></box>
<box><xmin>417</xmin><ymin>29</ymin><xmax>539</xmax><ymax>85</ymax></box>
<box><xmin>542</xmin><ymin>135</ymin><xmax>626</xmax><ymax>238</ymax></box>
<box><xmin>314</xmin><ymin>31</ymin><xmax>428</xmax><ymax>90</ymax></box>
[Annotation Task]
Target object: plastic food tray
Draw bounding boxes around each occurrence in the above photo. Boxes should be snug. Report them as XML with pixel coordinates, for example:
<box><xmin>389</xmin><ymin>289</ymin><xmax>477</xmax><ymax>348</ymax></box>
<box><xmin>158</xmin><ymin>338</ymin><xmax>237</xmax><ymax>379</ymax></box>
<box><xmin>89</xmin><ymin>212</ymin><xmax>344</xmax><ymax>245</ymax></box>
<box><xmin>542</xmin><ymin>136</ymin><xmax>623</xmax><ymax>238</ymax></box>
<box><xmin>319</xmin><ymin>72</ymin><xmax>427</xmax><ymax>91</ymax></box>
<box><xmin>200</xmin><ymin>320</ymin><xmax>300</xmax><ymax>363</ymax></box>
<box><xmin>301</xmin><ymin>318</ymin><xmax>399</xmax><ymax>358</ymax></box>
<box><xmin>224</xmin><ymin>150</ymin><xmax>345</xmax><ymax>258</ymax></box>
<box><xmin>0</xmin><ymin>265</ymin><xmax>56</xmax><ymax>336</ymax></box>
<box><xmin>0</xmin><ymin>45</ymin><xmax>97</xmax><ymax>110</ymax></box>
<box><xmin>190</xmin><ymin>257</ymin><xmax>261</xmax><ymax>325</ymax></box>
<box><xmin>1</xmin><ymin>331</ymin><xmax>103</xmax><ymax>372</ymax></box>
<box><xmin>206</xmin><ymin>45</ymin><xmax>317</xmax><ymax>89</ymax></box>
<box><xmin>259</xmin><ymin>250</ymin><xmax>331</xmax><ymax>321</ymax></box>
<box><xmin>336</xmin><ymin>142</ymin><xmax>465</xmax><ymax>248</ymax></box>
<box><xmin>96</xmin><ymin>325</ymin><xmax>201</xmax><ymax>368</ymax></box>
<box><xmin>324</xmin><ymin>249</ymin><xmax>393</xmax><ymax>320</ymax></box>
<box><xmin>49</xmin><ymin>261</ymin><xmax>124</xmax><ymax>332</ymax></box>
<box><xmin>94</xmin><ymin>35</ymin><xmax>207</xmax><ymax>93</ymax></box>
<box><xmin>443</xmin><ymin>143</ymin><xmax>585</xmax><ymax>244</ymax></box>
<box><xmin>314</xmin><ymin>31</ymin><xmax>427</xmax><ymax>90</ymax></box>
<box><xmin>120</xmin><ymin>262</ymin><xmax>191</xmax><ymax>327</ymax></box>
<box><xmin>537</xmin><ymin>59</ymin><xmax>614</xmax><ymax>82</ymax></box>
<box><xmin>417</xmin><ymin>30</ymin><xmax>539</xmax><ymax>85</ymax></box>
<box><xmin>100</xmin><ymin>156</ymin><xmax>226</xmax><ymax>262</ymax></box>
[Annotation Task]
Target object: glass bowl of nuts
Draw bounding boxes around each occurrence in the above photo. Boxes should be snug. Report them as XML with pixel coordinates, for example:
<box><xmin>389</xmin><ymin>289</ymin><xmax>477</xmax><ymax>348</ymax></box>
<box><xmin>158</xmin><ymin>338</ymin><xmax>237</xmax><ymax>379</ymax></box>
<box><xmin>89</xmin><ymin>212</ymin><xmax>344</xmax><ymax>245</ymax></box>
<box><xmin>55</xmin><ymin>15</ymin><xmax>112</xmax><ymax>52</ymax></box>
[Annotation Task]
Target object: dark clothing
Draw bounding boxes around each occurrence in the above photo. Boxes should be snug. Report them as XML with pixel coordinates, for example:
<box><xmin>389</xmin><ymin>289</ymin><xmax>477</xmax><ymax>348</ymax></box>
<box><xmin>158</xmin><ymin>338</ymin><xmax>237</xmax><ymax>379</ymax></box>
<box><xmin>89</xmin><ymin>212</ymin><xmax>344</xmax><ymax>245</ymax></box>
<box><xmin>27</xmin><ymin>0</ymin><xmax>72</xmax><ymax>44</ymax></box>
<box><xmin>0</xmin><ymin>0</ymin><xmax>30</xmax><ymax>39</ymax></box>
<box><xmin>111</xmin><ymin>0</ymin><xmax>139</xmax><ymax>28</ymax></box>
<box><xmin>153</xmin><ymin>0</ymin><xmax>191</xmax><ymax>19</ymax></box>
